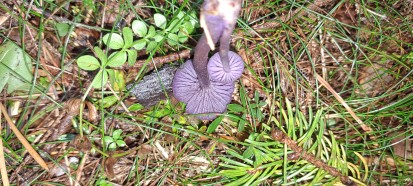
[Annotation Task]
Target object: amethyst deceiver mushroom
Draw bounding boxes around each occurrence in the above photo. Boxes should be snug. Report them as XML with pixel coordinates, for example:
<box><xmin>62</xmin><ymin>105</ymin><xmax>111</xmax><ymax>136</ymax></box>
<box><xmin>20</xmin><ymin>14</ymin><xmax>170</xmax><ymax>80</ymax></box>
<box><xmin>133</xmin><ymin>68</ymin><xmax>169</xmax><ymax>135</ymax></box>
<box><xmin>207</xmin><ymin>51</ymin><xmax>244</xmax><ymax>83</ymax></box>
<box><xmin>172</xmin><ymin>0</ymin><xmax>242</xmax><ymax>120</ymax></box>
<box><xmin>173</xmin><ymin>60</ymin><xmax>234</xmax><ymax>120</ymax></box>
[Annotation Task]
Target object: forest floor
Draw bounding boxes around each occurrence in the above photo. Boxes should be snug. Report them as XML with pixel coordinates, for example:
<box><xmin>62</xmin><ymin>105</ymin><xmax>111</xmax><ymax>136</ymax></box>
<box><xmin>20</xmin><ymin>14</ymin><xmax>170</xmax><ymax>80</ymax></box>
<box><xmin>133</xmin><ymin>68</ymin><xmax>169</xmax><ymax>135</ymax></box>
<box><xmin>0</xmin><ymin>0</ymin><xmax>412</xmax><ymax>185</ymax></box>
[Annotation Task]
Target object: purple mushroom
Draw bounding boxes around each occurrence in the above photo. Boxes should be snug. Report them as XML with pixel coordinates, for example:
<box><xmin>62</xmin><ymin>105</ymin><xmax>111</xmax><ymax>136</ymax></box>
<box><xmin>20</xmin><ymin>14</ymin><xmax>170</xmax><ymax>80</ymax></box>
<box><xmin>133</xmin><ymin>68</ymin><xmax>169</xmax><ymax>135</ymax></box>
<box><xmin>173</xmin><ymin>60</ymin><xmax>234</xmax><ymax>120</ymax></box>
<box><xmin>208</xmin><ymin>51</ymin><xmax>244</xmax><ymax>83</ymax></box>
<box><xmin>172</xmin><ymin>0</ymin><xmax>242</xmax><ymax>120</ymax></box>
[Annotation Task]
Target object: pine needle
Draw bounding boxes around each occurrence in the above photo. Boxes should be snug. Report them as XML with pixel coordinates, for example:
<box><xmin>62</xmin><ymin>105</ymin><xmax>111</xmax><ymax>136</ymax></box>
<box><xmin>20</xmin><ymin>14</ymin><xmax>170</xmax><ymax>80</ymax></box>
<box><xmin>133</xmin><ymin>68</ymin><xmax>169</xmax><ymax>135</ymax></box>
<box><xmin>0</xmin><ymin>102</ymin><xmax>49</xmax><ymax>171</ymax></box>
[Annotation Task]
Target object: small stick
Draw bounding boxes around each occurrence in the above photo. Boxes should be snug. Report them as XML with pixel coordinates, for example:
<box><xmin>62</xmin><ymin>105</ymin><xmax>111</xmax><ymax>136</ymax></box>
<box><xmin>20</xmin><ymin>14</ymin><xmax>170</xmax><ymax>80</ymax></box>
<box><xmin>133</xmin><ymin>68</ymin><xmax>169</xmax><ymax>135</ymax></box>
<box><xmin>116</xmin><ymin>50</ymin><xmax>191</xmax><ymax>70</ymax></box>
<box><xmin>75</xmin><ymin>152</ymin><xmax>88</xmax><ymax>186</ymax></box>
<box><xmin>0</xmin><ymin>102</ymin><xmax>49</xmax><ymax>171</ymax></box>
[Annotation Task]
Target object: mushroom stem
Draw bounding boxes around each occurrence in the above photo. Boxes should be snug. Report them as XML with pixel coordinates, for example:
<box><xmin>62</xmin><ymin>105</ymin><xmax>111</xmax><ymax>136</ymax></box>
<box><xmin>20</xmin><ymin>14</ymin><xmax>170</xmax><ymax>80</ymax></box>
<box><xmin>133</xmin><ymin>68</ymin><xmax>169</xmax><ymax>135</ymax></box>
<box><xmin>193</xmin><ymin>33</ymin><xmax>220</xmax><ymax>88</ymax></box>
<box><xmin>219</xmin><ymin>26</ymin><xmax>235</xmax><ymax>73</ymax></box>
<box><xmin>192</xmin><ymin>35</ymin><xmax>211</xmax><ymax>88</ymax></box>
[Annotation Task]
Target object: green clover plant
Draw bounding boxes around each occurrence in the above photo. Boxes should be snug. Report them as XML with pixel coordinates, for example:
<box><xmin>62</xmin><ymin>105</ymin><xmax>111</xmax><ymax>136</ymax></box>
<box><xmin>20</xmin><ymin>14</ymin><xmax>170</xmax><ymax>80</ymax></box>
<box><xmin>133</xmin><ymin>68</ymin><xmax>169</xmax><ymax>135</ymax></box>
<box><xmin>103</xmin><ymin>129</ymin><xmax>126</xmax><ymax>151</ymax></box>
<box><xmin>77</xmin><ymin>11</ymin><xmax>197</xmax><ymax>89</ymax></box>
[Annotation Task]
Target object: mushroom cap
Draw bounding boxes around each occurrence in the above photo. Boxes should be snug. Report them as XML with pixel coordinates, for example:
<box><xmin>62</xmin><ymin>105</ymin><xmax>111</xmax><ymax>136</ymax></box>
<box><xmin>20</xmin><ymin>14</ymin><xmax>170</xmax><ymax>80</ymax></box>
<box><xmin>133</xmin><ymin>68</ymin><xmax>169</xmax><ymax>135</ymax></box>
<box><xmin>173</xmin><ymin>60</ymin><xmax>234</xmax><ymax>120</ymax></box>
<box><xmin>207</xmin><ymin>51</ymin><xmax>244</xmax><ymax>83</ymax></box>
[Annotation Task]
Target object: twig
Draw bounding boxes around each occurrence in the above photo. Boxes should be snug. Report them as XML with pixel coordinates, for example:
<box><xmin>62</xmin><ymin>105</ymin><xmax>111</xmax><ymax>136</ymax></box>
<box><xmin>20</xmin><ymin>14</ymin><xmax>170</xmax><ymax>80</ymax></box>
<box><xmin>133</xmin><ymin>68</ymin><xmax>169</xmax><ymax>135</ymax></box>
<box><xmin>64</xmin><ymin>155</ymin><xmax>74</xmax><ymax>186</ymax></box>
<box><xmin>0</xmin><ymin>102</ymin><xmax>49</xmax><ymax>171</ymax></box>
<box><xmin>116</xmin><ymin>49</ymin><xmax>191</xmax><ymax>70</ymax></box>
<box><xmin>75</xmin><ymin>152</ymin><xmax>88</xmax><ymax>186</ymax></box>
<box><xmin>271</xmin><ymin>129</ymin><xmax>355</xmax><ymax>185</ymax></box>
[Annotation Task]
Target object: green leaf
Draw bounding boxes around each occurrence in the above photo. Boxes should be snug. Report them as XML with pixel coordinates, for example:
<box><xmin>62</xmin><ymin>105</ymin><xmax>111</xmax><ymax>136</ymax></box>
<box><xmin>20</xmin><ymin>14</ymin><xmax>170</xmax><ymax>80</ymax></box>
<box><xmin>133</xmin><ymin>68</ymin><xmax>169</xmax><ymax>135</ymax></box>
<box><xmin>182</xmin><ymin>21</ymin><xmax>194</xmax><ymax>34</ymax></box>
<box><xmin>107</xmin><ymin>51</ymin><xmax>127</xmax><ymax>67</ymax></box>
<box><xmin>238</xmin><ymin>114</ymin><xmax>247</xmax><ymax>132</ymax></box>
<box><xmin>94</xmin><ymin>47</ymin><xmax>107</xmax><ymax>64</ymax></box>
<box><xmin>154</xmin><ymin>13</ymin><xmax>167</xmax><ymax>29</ymax></box>
<box><xmin>113</xmin><ymin>129</ymin><xmax>122</xmax><ymax>140</ymax></box>
<box><xmin>176</xmin><ymin>11</ymin><xmax>185</xmax><ymax>19</ymax></box>
<box><xmin>227</xmin><ymin>104</ymin><xmax>245</xmax><ymax>113</ymax></box>
<box><xmin>128</xmin><ymin>103</ymin><xmax>144</xmax><ymax>111</ymax></box>
<box><xmin>100</xmin><ymin>95</ymin><xmax>118</xmax><ymax>108</ymax></box>
<box><xmin>103</xmin><ymin>136</ymin><xmax>114</xmax><ymax>143</ymax></box>
<box><xmin>207</xmin><ymin>116</ymin><xmax>223</xmax><ymax>134</ymax></box>
<box><xmin>178</xmin><ymin>31</ymin><xmax>188</xmax><ymax>43</ymax></box>
<box><xmin>108</xmin><ymin>142</ymin><xmax>117</xmax><ymax>151</ymax></box>
<box><xmin>0</xmin><ymin>41</ymin><xmax>34</xmax><ymax>93</ymax></box>
<box><xmin>55</xmin><ymin>23</ymin><xmax>70</xmax><ymax>36</ymax></box>
<box><xmin>91</xmin><ymin>70</ymin><xmax>108</xmax><ymax>88</ymax></box>
<box><xmin>77</xmin><ymin>55</ymin><xmax>100</xmax><ymax>71</ymax></box>
<box><xmin>243</xmin><ymin>146</ymin><xmax>254</xmax><ymax>159</ymax></box>
<box><xmin>122</xmin><ymin>27</ymin><xmax>133</xmax><ymax>47</ymax></box>
<box><xmin>116</xmin><ymin>140</ymin><xmax>126</xmax><ymax>147</ymax></box>
<box><xmin>102</xmin><ymin>33</ymin><xmax>124</xmax><ymax>49</ymax></box>
<box><xmin>153</xmin><ymin>33</ymin><xmax>164</xmax><ymax>42</ymax></box>
<box><xmin>107</xmin><ymin>69</ymin><xmax>126</xmax><ymax>91</ymax></box>
<box><xmin>166</xmin><ymin>19</ymin><xmax>181</xmax><ymax>33</ymax></box>
<box><xmin>131</xmin><ymin>20</ymin><xmax>147</xmax><ymax>37</ymax></box>
<box><xmin>167</xmin><ymin>33</ymin><xmax>179</xmax><ymax>46</ymax></box>
<box><xmin>132</xmin><ymin>39</ymin><xmax>146</xmax><ymax>50</ymax></box>
<box><xmin>126</xmin><ymin>50</ymin><xmax>137</xmax><ymax>66</ymax></box>
<box><xmin>145</xmin><ymin>108</ymin><xmax>170</xmax><ymax>118</ymax></box>
<box><xmin>146</xmin><ymin>26</ymin><xmax>156</xmax><ymax>38</ymax></box>
<box><xmin>146</xmin><ymin>41</ymin><xmax>157</xmax><ymax>53</ymax></box>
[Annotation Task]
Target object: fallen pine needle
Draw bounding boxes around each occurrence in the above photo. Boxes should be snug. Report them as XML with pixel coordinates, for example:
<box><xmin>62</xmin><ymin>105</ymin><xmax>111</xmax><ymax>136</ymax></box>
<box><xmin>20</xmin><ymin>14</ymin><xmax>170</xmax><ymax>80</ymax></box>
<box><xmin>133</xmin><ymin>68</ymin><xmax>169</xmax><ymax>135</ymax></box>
<box><xmin>0</xmin><ymin>112</ymin><xmax>10</xmax><ymax>186</ymax></box>
<box><xmin>315</xmin><ymin>74</ymin><xmax>372</xmax><ymax>133</ymax></box>
<box><xmin>0</xmin><ymin>102</ymin><xmax>49</xmax><ymax>171</ymax></box>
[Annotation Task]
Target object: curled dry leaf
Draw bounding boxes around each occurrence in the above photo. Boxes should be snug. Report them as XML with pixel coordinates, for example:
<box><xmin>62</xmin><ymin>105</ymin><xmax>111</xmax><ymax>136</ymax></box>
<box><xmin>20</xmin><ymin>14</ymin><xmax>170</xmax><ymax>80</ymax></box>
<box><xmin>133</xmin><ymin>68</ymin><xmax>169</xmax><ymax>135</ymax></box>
<box><xmin>72</xmin><ymin>134</ymin><xmax>92</xmax><ymax>152</ymax></box>
<box><xmin>64</xmin><ymin>98</ymin><xmax>97</xmax><ymax>122</ymax></box>
<box><xmin>137</xmin><ymin>144</ymin><xmax>152</xmax><ymax>158</ymax></box>
<box><xmin>357</xmin><ymin>63</ymin><xmax>393</xmax><ymax>97</ymax></box>
<box><xmin>104</xmin><ymin>156</ymin><xmax>117</xmax><ymax>179</ymax></box>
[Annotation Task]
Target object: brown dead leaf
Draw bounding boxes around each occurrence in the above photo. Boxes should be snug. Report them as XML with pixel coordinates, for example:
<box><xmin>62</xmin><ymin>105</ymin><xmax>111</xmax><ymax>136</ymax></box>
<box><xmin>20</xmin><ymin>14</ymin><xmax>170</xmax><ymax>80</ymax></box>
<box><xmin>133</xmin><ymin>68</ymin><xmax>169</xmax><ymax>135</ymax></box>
<box><xmin>391</xmin><ymin>133</ymin><xmax>412</xmax><ymax>159</ymax></box>
<box><xmin>104</xmin><ymin>156</ymin><xmax>117</xmax><ymax>179</ymax></box>
<box><xmin>333</xmin><ymin>2</ymin><xmax>357</xmax><ymax>26</ymax></box>
<box><xmin>357</xmin><ymin>63</ymin><xmax>393</xmax><ymax>97</ymax></box>
<box><xmin>72</xmin><ymin>135</ymin><xmax>92</xmax><ymax>152</ymax></box>
<box><xmin>137</xmin><ymin>144</ymin><xmax>152</xmax><ymax>158</ymax></box>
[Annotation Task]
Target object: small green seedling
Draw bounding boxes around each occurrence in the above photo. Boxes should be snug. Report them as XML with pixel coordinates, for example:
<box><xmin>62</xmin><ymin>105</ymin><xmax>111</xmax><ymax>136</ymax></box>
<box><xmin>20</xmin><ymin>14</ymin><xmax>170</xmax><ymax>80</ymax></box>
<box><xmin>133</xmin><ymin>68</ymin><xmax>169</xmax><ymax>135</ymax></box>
<box><xmin>103</xmin><ymin>129</ymin><xmax>126</xmax><ymax>151</ymax></box>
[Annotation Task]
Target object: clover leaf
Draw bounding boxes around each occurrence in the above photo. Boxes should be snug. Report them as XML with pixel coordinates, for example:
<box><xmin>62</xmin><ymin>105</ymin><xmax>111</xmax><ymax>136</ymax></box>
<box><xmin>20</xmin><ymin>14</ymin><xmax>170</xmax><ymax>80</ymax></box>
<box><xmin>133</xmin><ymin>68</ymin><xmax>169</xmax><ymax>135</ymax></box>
<box><xmin>77</xmin><ymin>55</ymin><xmax>100</xmax><ymax>71</ymax></box>
<box><xmin>154</xmin><ymin>13</ymin><xmax>167</xmax><ymax>29</ymax></box>
<box><xmin>132</xmin><ymin>20</ymin><xmax>147</xmax><ymax>37</ymax></box>
<box><xmin>122</xmin><ymin>27</ymin><xmax>134</xmax><ymax>47</ymax></box>
<box><xmin>132</xmin><ymin>39</ymin><xmax>146</xmax><ymax>50</ymax></box>
<box><xmin>102</xmin><ymin>33</ymin><xmax>124</xmax><ymax>50</ymax></box>
<box><xmin>91</xmin><ymin>70</ymin><xmax>108</xmax><ymax>88</ymax></box>
<box><xmin>106</xmin><ymin>51</ymin><xmax>127</xmax><ymax>67</ymax></box>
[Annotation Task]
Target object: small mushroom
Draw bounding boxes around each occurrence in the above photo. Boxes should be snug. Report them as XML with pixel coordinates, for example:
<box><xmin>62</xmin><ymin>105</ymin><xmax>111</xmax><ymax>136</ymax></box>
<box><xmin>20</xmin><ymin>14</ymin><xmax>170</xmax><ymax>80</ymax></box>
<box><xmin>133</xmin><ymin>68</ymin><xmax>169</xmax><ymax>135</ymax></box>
<box><xmin>208</xmin><ymin>51</ymin><xmax>244</xmax><ymax>83</ymax></box>
<box><xmin>173</xmin><ymin>60</ymin><xmax>234</xmax><ymax>120</ymax></box>
<box><xmin>172</xmin><ymin>0</ymin><xmax>241</xmax><ymax>120</ymax></box>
